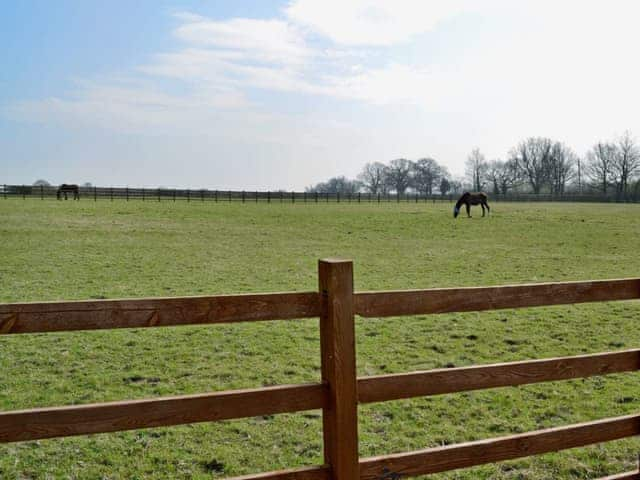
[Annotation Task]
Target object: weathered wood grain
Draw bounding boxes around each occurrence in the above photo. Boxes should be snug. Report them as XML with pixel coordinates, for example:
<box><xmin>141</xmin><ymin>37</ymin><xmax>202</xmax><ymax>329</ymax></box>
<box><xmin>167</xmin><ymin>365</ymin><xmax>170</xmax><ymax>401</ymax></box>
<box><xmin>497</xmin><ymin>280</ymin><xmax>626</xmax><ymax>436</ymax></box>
<box><xmin>226</xmin><ymin>466</ymin><xmax>330</xmax><ymax>480</ymax></box>
<box><xmin>596</xmin><ymin>472</ymin><xmax>640</xmax><ymax>480</ymax></box>
<box><xmin>0</xmin><ymin>383</ymin><xmax>325</xmax><ymax>443</ymax></box>
<box><xmin>354</xmin><ymin>278</ymin><xmax>640</xmax><ymax>317</ymax></box>
<box><xmin>359</xmin><ymin>414</ymin><xmax>640</xmax><ymax>479</ymax></box>
<box><xmin>319</xmin><ymin>259</ymin><xmax>360</xmax><ymax>480</ymax></box>
<box><xmin>358</xmin><ymin>349</ymin><xmax>640</xmax><ymax>403</ymax></box>
<box><xmin>0</xmin><ymin>292</ymin><xmax>320</xmax><ymax>334</ymax></box>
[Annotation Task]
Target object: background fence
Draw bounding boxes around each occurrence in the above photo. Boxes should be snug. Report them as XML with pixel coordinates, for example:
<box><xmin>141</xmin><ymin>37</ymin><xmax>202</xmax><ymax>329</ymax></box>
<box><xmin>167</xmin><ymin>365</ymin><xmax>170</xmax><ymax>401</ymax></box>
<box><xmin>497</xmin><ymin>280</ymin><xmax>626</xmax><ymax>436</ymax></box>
<box><xmin>2</xmin><ymin>184</ymin><xmax>640</xmax><ymax>204</ymax></box>
<box><xmin>1</xmin><ymin>259</ymin><xmax>639</xmax><ymax>479</ymax></box>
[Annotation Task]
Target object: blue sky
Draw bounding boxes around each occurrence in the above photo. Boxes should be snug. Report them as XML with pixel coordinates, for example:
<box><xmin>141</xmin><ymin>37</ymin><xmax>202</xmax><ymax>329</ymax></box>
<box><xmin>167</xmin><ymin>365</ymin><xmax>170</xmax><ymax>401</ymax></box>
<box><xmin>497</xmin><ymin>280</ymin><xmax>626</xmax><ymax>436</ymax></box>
<box><xmin>3</xmin><ymin>1</ymin><xmax>640</xmax><ymax>189</ymax></box>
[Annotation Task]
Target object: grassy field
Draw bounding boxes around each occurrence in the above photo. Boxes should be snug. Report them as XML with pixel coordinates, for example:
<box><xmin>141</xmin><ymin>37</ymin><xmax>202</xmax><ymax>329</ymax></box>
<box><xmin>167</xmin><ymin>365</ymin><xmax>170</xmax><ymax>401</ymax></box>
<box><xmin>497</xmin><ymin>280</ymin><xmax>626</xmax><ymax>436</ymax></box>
<box><xmin>1</xmin><ymin>198</ymin><xmax>640</xmax><ymax>479</ymax></box>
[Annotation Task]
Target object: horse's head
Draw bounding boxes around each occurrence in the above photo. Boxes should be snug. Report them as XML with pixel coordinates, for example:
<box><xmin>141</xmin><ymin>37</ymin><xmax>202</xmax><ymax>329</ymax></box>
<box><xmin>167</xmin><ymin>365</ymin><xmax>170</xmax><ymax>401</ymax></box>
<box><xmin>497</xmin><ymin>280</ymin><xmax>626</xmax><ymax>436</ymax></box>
<box><xmin>453</xmin><ymin>205</ymin><xmax>460</xmax><ymax>218</ymax></box>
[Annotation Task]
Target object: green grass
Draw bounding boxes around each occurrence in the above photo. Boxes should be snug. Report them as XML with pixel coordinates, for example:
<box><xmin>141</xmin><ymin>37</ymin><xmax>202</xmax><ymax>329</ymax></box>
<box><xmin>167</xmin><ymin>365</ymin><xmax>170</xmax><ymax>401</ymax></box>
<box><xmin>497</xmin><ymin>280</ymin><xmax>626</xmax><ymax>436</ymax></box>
<box><xmin>1</xmin><ymin>198</ymin><xmax>640</xmax><ymax>479</ymax></box>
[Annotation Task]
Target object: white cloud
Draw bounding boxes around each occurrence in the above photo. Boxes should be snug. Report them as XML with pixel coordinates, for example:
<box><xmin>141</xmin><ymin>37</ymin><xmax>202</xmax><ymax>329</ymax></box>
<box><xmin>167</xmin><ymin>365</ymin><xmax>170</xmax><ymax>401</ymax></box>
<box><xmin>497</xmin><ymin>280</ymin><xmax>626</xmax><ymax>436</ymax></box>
<box><xmin>173</xmin><ymin>16</ymin><xmax>311</xmax><ymax>64</ymax></box>
<box><xmin>135</xmin><ymin>11</ymin><xmax>450</xmax><ymax>108</ymax></box>
<box><xmin>285</xmin><ymin>0</ymin><xmax>468</xmax><ymax>46</ymax></box>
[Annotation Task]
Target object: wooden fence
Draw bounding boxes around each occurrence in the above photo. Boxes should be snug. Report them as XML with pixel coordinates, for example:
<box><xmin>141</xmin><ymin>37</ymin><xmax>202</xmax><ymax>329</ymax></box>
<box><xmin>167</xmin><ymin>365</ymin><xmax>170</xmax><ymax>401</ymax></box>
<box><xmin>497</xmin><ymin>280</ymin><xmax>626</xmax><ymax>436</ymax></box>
<box><xmin>1</xmin><ymin>260</ymin><xmax>640</xmax><ymax>479</ymax></box>
<box><xmin>3</xmin><ymin>184</ymin><xmax>640</xmax><ymax>204</ymax></box>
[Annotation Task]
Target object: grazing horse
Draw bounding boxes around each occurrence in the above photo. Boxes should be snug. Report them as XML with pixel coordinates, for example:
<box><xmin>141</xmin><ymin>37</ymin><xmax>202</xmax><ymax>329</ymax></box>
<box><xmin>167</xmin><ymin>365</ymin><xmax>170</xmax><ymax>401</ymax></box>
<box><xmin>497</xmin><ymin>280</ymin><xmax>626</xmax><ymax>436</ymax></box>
<box><xmin>453</xmin><ymin>192</ymin><xmax>490</xmax><ymax>218</ymax></box>
<box><xmin>57</xmin><ymin>184</ymin><xmax>80</xmax><ymax>200</ymax></box>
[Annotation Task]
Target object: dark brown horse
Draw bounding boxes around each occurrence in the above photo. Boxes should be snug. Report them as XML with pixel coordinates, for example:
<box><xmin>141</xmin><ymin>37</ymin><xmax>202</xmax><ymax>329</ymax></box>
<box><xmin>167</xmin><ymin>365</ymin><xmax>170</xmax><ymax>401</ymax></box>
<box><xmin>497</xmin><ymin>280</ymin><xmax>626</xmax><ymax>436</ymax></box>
<box><xmin>453</xmin><ymin>192</ymin><xmax>490</xmax><ymax>218</ymax></box>
<box><xmin>57</xmin><ymin>184</ymin><xmax>79</xmax><ymax>200</ymax></box>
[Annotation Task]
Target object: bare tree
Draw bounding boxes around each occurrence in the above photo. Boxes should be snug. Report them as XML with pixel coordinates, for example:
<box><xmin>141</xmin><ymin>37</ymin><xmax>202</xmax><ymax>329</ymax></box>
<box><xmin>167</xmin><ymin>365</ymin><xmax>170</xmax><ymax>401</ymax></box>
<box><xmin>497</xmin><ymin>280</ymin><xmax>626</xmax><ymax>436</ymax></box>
<box><xmin>510</xmin><ymin>137</ymin><xmax>553</xmax><ymax>194</ymax></box>
<box><xmin>465</xmin><ymin>148</ymin><xmax>488</xmax><ymax>191</ymax></box>
<box><xmin>412</xmin><ymin>158</ymin><xmax>442</xmax><ymax>195</ymax></box>
<box><xmin>611</xmin><ymin>131</ymin><xmax>640</xmax><ymax>196</ymax></box>
<box><xmin>357</xmin><ymin>162</ymin><xmax>387</xmax><ymax>194</ymax></box>
<box><xmin>305</xmin><ymin>176</ymin><xmax>362</xmax><ymax>194</ymax></box>
<box><xmin>548</xmin><ymin>142</ymin><xmax>577</xmax><ymax>195</ymax></box>
<box><xmin>33</xmin><ymin>179</ymin><xmax>51</xmax><ymax>186</ymax></box>
<box><xmin>485</xmin><ymin>159</ymin><xmax>520</xmax><ymax>195</ymax></box>
<box><xmin>586</xmin><ymin>142</ymin><xmax>616</xmax><ymax>194</ymax></box>
<box><xmin>449</xmin><ymin>177</ymin><xmax>465</xmax><ymax>195</ymax></box>
<box><xmin>485</xmin><ymin>161</ymin><xmax>503</xmax><ymax>195</ymax></box>
<box><xmin>386</xmin><ymin>158</ymin><xmax>414</xmax><ymax>194</ymax></box>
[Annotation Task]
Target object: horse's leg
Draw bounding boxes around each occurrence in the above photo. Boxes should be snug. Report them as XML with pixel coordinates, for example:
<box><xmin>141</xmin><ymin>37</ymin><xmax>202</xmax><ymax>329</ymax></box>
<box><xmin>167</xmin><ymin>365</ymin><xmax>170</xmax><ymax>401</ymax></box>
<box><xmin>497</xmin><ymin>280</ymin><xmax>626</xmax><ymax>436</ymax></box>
<box><xmin>481</xmin><ymin>204</ymin><xmax>485</xmax><ymax>217</ymax></box>
<box><xmin>466</xmin><ymin>203</ymin><xmax>471</xmax><ymax>217</ymax></box>
<box><xmin>64</xmin><ymin>191</ymin><xmax>68</xmax><ymax>200</ymax></box>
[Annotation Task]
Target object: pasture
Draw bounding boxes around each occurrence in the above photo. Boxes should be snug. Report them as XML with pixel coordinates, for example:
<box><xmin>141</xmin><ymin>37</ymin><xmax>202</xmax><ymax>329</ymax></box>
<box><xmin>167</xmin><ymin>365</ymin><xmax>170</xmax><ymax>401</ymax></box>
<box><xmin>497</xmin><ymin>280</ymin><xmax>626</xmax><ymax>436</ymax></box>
<box><xmin>1</xmin><ymin>199</ymin><xmax>640</xmax><ymax>479</ymax></box>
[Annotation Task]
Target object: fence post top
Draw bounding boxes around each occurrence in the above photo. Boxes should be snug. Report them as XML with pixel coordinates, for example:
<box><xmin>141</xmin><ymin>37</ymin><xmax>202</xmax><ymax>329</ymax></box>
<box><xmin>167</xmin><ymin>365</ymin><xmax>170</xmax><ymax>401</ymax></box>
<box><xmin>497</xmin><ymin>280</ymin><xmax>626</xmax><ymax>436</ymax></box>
<box><xmin>319</xmin><ymin>257</ymin><xmax>352</xmax><ymax>265</ymax></box>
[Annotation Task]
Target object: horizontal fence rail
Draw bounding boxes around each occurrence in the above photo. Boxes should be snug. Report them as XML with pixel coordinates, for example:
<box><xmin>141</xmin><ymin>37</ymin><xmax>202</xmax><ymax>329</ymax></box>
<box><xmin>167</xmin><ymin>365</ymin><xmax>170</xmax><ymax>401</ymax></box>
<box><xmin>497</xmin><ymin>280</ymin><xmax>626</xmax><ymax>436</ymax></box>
<box><xmin>2</xmin><ymin>184</ymin><xmax>639</xmax><ymax>204</ymax></box>
<box><xmin>228</xmin><ymin>466</ymin><xmax>331</xmax><ymax>480</ymax></box>
<box><xmin>354</xmin><ymin>278</ymin><xmax>640</xmax><ymax>317</ymax></box>
<box><xmin>0</xmin><ymin>292</ymin><xmax>320</xmax><ymax>334</ymax></box>
<box><xmin>598</xmin><ymin>473</ymin><xmax>640</xmax><ymax>480</ymax></box>
<box><xmin>1</xmin><ymin>262</ymin><xmax>639</xmax><ymax>479</ymax></box>
<box><xmin>2</xmin><ymin>349</ymin><xmax>637</xmax><ymax>442</ymax></box>
<box><xmin>2</xmin><ymin>278</ymin><xmax>638</xmax><ymax>335</ymax></box>
<box><xmin>359</xmin><ymin>414</ymin><xmax>640</xmax><ymax>479</ymax></box>
<box><xmin>0</xmin><ymin>384</ymin><xmax>325</xmax><ymax>443</ymax></box>
<box><xmin>357</xmin><ymin>349</ymin><xmax>640</xmax><ymax>403</ymax></box>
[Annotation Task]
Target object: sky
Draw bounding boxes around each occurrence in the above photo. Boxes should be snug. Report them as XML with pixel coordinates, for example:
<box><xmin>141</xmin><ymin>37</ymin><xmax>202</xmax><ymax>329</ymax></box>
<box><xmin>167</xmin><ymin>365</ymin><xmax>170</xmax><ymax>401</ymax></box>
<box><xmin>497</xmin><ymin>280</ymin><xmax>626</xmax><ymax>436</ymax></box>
<box><xmin>2</xmin><ymin>0</ymin><xmax>640</xmax><ymax>190</ymax></box>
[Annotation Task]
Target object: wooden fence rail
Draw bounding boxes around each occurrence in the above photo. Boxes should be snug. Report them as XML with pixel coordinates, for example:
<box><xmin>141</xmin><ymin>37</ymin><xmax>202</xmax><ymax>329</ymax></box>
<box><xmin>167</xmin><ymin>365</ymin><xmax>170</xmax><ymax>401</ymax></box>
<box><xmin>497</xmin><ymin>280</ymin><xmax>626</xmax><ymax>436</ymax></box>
<box><xmin>1</xmin><ymin>259</ymin><xmax>640</xmax><ymax>479</ymax></box>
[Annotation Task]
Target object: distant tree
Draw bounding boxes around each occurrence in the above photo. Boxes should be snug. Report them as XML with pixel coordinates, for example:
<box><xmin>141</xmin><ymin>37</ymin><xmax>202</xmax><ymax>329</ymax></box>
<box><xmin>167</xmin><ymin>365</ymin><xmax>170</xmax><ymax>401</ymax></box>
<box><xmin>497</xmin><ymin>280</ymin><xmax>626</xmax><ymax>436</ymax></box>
<box><xmin>357</xmin><ymin>162</ymin><xmax>387</xmax><ymax>194</ymax></box>
<box><xmin>510</xmin><ymin>137</ymin><xmax>553</xmax><ymax>194</ymax></box>
<box><xmin>548</xmin><ymin>142</ymin><xmax>577</xmax><ymax>195</ymax></box>
<box><xmin>305</xmin><ymin>176</ymin><xmax>362</xmax><ymax>194</ymax></box>
<box><xmin>499</xmin><ymin>159</ymin><xmax>521</xmax><ymax>195</ymax></box>
<box><xmin>385</xmin><ymin>158</ymin><xmax>414</xmax><ymax>194</ymax></box>
<box><xmin>465</xmin><ymin>148</ymin><xmax>488</xmax><ymax>191</ymax></box>
<box><xmin>412</xmin><ymin>158</ymin><xmax>442</xmax><ymax>195</ymax></box>
<box><xmin>33</xmin><ymin>179</ymin><xmax>50</xmax><ymax>186</ymax></box>
<box><xmin>449</xmin><ymin>178</ymin><xmax>464</xmax><ymax>195</ymax></box>
<box><xmin>586</xmin><ymin>142</ymin><xmax>616</xmax><ymax>194</ymax></box>
<box><xmin>485</xmin><ymin>161</ymin><xmax>503</xmax><ymax>195</ymax></box>
<box><xmin>83</xmin><ymin>182</ymin><xmax>93</xmax><ymax>187</ymax></box>
<box><xmin>611</xmin><ymin>131</ymin><xmax>640</xmax><ymax>196</ymax></box>
<box><xmin>439</xmin><ymin>177</ymin><xmax>451</xmax><ymax>196</ymax></box>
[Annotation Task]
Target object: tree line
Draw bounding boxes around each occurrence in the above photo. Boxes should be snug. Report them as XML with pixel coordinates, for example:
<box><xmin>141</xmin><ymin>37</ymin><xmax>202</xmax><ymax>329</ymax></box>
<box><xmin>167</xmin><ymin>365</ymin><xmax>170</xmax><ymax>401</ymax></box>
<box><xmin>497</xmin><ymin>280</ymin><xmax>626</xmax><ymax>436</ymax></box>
<box><xmin>307</xmin><ymin>132</ymin><xmax>640</xmax><ymax>198</ymax></box>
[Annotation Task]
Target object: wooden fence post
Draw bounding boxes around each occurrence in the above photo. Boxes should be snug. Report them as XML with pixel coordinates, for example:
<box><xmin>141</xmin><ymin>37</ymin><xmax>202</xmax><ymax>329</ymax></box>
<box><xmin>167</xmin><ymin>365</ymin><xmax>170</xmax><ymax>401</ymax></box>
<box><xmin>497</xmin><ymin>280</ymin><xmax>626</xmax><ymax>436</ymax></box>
<box><xmin>318</xmin><ymin>259</ymin><xmax>359</xmax><ymax>480</ymax></box>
